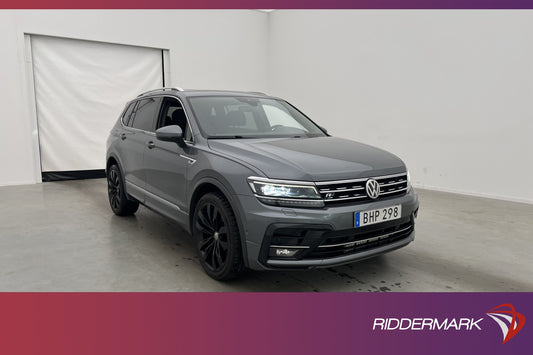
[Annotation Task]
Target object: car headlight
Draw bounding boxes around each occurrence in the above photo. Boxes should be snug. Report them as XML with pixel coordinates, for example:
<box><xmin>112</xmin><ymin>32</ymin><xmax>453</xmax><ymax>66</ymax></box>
<box><xmin>247</xmin><ymin>177</ymin><xmax>324</xmax><ymax>208</ymax></box>
<box><xmin>407</xmin><ymin>170</ymin><xmax>412</xmax><ymax>192</ymax></box>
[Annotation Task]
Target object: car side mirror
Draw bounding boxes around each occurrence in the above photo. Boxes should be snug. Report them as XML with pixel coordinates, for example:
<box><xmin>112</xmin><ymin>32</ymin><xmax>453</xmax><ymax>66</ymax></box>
<box><xmin>156</xmin><ymin>125</ymin><xmax>185</xmax><ymax>147</ymax></box>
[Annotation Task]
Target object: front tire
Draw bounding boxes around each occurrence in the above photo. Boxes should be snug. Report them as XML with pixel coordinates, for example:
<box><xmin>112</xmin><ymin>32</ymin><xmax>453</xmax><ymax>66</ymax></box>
<box><xmin>193</xmin><ymin>192</ymin><xmax>244</xmax><ymax>280</ymax></box>
<box><xmin>107</xmin><ymin>164</ymin><xmax>139</xmax><ymax>216</ymax></box>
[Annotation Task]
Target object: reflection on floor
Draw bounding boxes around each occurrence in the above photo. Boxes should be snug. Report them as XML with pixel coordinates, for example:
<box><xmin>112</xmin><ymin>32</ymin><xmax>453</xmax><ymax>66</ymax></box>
<box><xmin>0</xmin><ymin>179</ymin><xmax>531</xmax><ymax>292</ymax></box>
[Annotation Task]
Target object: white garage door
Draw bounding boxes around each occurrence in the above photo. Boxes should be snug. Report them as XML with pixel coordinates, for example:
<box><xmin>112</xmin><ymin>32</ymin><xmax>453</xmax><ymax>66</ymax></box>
<box><xmin>31</xmin><ymin>35</ymin><xmax>164</xmax><ymax>181</ymax></box>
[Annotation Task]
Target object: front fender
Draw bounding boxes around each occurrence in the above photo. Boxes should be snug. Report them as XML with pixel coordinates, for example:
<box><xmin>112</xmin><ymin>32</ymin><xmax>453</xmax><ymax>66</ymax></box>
<box><xmin>188</xmin><ymin>152</ymin><xmax>262</xmax><ymax>268</ymax></box>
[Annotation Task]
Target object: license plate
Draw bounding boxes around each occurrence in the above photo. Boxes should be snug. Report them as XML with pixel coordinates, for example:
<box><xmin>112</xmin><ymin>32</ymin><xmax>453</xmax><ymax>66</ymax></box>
<box><xmin>355</xmin><ymin>205</ymin><xmax>401</xmax><ymax>227</ymax></box>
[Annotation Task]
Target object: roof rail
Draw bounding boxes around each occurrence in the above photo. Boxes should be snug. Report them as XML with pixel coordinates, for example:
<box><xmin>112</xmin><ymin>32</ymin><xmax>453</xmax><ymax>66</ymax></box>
<box><xmin>248</xmin><ymin>91</ymin><xmax>266</xmax><ymax>95</ymax></box>
<box><xmin>138</xmin><ymin>87</ymin><xmax>184</xmax><ymax>97</ymax></box>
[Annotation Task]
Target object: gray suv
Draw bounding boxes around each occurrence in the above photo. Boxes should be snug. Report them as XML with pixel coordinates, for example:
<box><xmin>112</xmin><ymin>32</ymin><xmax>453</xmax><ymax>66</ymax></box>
<box><xmin>106</xmin><ymin>88</ymin><xmax>419</xmax><ymax>280</ymax></box>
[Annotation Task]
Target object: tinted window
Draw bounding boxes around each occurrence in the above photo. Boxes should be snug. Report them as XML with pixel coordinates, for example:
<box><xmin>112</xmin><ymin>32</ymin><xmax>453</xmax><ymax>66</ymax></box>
<box><xmin>131</xmin><ymin>98</ymin><xmax>161</xmax><ymax>132</ymax></box>
<box><xmin>122</xmin><ymin>102</ymin><xmax>137</xmax><ymax>127</ymax></box>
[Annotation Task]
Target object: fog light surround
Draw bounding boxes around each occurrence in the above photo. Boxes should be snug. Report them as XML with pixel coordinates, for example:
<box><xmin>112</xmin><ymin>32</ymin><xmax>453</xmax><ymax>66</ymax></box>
<box><xmin>269</xmin><ymin>246</ymin><xmax>306</xmax><ymax>258</ymax></box>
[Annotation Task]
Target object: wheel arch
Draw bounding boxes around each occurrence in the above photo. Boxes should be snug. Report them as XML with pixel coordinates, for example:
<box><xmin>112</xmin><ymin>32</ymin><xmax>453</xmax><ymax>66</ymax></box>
<box><xmin>189</xmin><ymin>177</ymin><xmax>250</xmax><ymax>267</ymax></box>
<box><xmin>106</xmin><ymin>156</ymin><xmax>119</xmax><ymax>173</ymax></box>
<box><xmin>106</xmin><ymin>154</ymin><xmax>136</xmax><ymax>202</ymax></box>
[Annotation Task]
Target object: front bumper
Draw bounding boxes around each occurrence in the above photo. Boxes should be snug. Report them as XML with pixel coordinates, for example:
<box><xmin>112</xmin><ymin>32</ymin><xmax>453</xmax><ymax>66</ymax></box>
<box><xmin>235</xmin><ymin>188</ymin><xmax>419</xmax><ymax>270</ymax></box>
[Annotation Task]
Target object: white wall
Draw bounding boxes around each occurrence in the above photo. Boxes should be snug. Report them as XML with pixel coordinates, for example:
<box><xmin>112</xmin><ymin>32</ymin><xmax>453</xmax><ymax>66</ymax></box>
<box><xmin>2</xmin><ymin>10</ymin><xmax>532</xmax><ymax>204</ymax></box>
<box><xmin>268</xmin><ymin>10</ymin><xmax>533</xmax><ymax>203</ymax></box>
<box><xmin>0</xmin><ymin>10</ymin><xmax>268</xmax><ymax>185</ymax></box>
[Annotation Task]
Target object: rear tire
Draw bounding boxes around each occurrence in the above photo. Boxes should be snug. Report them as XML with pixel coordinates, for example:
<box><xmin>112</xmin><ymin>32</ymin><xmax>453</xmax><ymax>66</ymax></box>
<box><xmin>192</xmin><ymin>192</ymin><xmax>244</xmax><ymax>280</ymax></box>
<box><xmin>107</xmin><ymin>164</ymin><xmax>139</xmax><ymax>216</ymax></box>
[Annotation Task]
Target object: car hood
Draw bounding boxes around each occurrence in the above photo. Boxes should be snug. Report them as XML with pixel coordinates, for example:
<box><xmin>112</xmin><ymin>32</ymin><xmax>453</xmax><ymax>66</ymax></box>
<box><xmin>208</xmin><ymin>137</ymin><xmax>406</xmax><ymax>181</ymax></box>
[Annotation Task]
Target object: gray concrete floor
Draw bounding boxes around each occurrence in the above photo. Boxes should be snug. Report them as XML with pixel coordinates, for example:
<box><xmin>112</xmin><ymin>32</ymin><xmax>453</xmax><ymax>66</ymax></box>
<box><xmin>0</xmin><ymin>179</ymin><xmax>531</xmax><ymax>292</ymax></box>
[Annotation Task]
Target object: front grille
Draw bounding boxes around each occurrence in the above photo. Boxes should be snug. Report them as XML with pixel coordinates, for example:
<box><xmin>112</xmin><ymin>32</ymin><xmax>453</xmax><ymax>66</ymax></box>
<box><xmin>317</xmin><ymin>172</ymin><xmax>408</xmax><ymax>205</ymax></box>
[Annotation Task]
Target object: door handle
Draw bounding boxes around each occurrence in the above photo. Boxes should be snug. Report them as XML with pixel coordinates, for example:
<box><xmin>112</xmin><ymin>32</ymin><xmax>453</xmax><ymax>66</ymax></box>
<box><xmin>147</xmin><ymin>141</ymin><xmax>156</xmax><ymax>149</ymax></box>
<box><xmin>120</xmin><ymin>133</ymin><xmax>127</xmax><ymax>140</ymax></box>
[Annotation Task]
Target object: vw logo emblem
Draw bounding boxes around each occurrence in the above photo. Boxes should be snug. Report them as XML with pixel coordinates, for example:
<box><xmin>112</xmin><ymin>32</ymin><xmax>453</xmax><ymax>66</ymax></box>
<box><xmin>365</xmin><ymin>179</ymin><xmax>380</xmax><ymax>199</ymax></box>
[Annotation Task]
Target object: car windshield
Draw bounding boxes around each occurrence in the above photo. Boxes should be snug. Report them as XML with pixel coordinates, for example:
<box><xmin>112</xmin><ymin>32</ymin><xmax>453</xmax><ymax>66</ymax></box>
<box><xmin>188</xmin><ymin>96</ymin><xmax>326</xmax><ymax>138</ymax></box>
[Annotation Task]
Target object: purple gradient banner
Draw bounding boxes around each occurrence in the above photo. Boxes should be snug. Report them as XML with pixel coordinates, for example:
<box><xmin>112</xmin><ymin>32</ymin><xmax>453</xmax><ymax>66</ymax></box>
<box><xmin>0</xmin><ymin>293</ymin><xmax>529</xmax><ymax>355</ymax></box>
<box><xmin>1</xmin><ymin>0</ymin><xmax>533</xmax><ymax>9</ymax></box>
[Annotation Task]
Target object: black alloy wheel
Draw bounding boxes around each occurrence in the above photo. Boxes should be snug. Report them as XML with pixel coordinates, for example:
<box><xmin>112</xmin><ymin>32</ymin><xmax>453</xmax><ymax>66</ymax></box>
<box><xmin>107</xmin><ymin>164</ymin><xmax>139</xmax><ymax>216</ymax></box>
<box><xmin>193</xmin><ymin>192</ymin><xmax>244</xmax><ymax>280</ymax></box>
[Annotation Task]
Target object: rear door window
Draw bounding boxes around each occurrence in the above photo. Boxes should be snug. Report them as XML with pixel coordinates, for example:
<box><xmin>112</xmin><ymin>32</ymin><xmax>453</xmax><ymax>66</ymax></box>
<box><xmin>131</xmin><ymin>98</ymin><xmax>161</xmax><ymax>132</ymax></box>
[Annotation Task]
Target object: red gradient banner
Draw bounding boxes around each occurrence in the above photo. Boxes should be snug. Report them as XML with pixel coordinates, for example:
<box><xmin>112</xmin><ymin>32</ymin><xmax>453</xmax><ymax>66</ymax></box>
<box><xmin>1</xmin><ymin>0</ymin><xmax>533</xmax><ymax>8</ymax></box>
<box><xmin>0</xmin><ymin>293</ymin><xmax>530</xmax><ymax>355</ymax></box>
